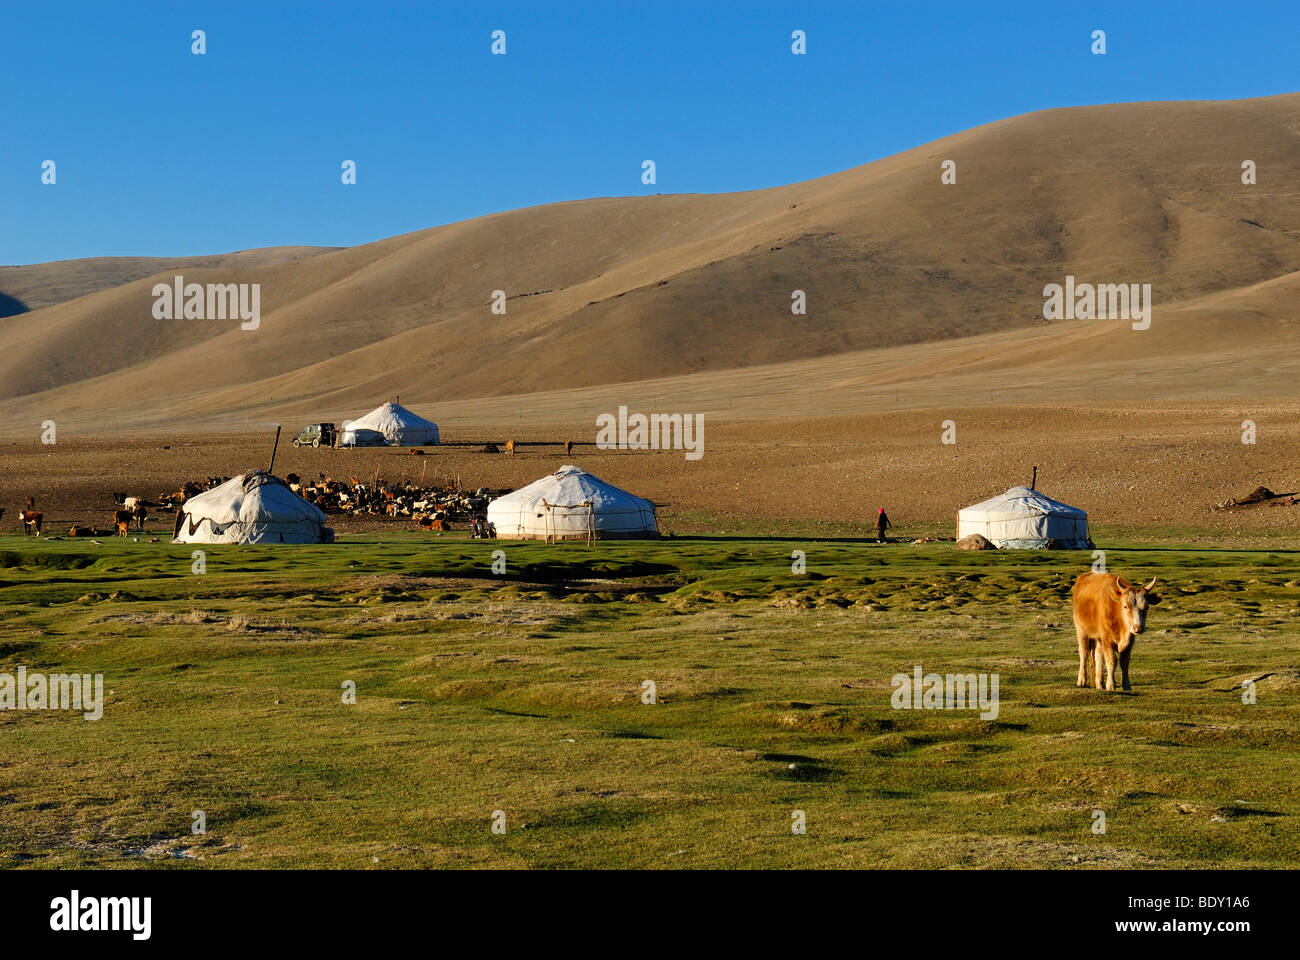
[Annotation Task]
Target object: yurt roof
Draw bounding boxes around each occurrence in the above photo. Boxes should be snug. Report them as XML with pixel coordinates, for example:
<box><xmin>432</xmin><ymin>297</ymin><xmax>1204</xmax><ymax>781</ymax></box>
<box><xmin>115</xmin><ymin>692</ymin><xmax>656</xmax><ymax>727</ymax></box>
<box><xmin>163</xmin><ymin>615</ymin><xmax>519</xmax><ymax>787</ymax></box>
<box><xmin>181</xmin><ymin>471</ymin><xmax>327</xmax><ymax>525</ymax></box>
<box><xmin>489</xmin><ymin>465</ymin><xmax>653</xmax><ymax>512</ymax></box>
<box><xmin>347</xmin><ymin>401</ymin><xmax>436</xmax><ymax>431</ymax></box>
<box><xmin>958</xmin><ymin>486</ymin><xmax>1087</xmax><ymax>520</ymax></box>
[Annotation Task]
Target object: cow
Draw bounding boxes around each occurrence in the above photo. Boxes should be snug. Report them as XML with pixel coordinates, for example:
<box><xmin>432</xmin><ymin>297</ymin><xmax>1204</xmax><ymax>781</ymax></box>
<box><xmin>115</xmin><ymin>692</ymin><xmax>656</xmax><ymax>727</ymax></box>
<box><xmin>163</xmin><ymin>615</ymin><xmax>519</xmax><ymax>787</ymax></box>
<box><xmin>564</xmin><ymin>440</ymin><xmax>574</xmax><ymax>456</ymax></box>
<box><xmin>505</xmin><ymin>439</ymin><xmax>516</xmax><ymax>456</ymax></box>
<box><xmin>20</xmin><ymin>510</ymin><xmax>42</xmax><ymax>536</ymax></box>
<box><xmin>113</xmin><ymin>509</ymin><xmax>134</xmax><ymax>537</ymax></box>
<box><xmin>132</xmin><ymin>502</ymin><xmax>148</xmax><ymax>530</ymax></box>
<box><xmin>1071</xmin><ymin>573</ymin><xmax>1162</xmax><ymax>691</ymax></box>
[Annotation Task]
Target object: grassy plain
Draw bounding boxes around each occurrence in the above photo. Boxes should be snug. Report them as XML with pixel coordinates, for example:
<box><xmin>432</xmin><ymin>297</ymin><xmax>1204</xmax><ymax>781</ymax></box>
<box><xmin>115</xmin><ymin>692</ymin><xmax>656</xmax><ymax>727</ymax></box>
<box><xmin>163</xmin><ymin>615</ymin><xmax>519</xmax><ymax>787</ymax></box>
<box><xmin>1</xmin><ymin>533</ymin><xmax>1297</xmax><ymax>868</ymax></box>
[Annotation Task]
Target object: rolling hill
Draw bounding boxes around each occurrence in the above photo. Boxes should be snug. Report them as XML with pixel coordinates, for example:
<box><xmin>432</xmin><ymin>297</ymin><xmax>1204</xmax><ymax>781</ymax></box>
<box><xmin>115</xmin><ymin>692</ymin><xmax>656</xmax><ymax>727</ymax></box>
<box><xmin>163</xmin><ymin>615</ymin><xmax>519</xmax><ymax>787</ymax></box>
<box><xmin>2</xmin><ymin>93</ymin><xmax>1298</xmax><ymax>432</ymax></box>
<box><xmin>0</xmin><ymin>246</ymin><xmax>340</xmax><ymax>317</ymax></box>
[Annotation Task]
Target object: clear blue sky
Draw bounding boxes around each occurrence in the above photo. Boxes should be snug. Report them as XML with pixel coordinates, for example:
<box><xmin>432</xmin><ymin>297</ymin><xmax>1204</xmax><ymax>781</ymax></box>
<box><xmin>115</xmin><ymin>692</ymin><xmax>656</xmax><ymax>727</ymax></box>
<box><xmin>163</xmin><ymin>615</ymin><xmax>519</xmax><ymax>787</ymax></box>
<box><xmin>2</xmin><ymin>1</ymin><xmax>1297</xmax><ymax>265</ymax></box>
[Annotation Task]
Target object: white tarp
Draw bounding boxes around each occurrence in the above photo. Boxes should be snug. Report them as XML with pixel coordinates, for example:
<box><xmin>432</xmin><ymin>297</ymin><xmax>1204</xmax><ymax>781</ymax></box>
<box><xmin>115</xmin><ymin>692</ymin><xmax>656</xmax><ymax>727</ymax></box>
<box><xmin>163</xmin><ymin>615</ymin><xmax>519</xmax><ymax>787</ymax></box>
<box><xmin>956</xmin><ymin>486</ymin><xmax>1089</xmax><ymax>549</ymax></box>
<box><xmin>487</xmin><ymin>465</ymin><xmax>658</xmax><ymax>540</ymax></box>
<box><xmin>339</xmin><ymin>402</ymin><xmax>439</xmax><ymax>446</ymax></box>
<box><xmin>173</xmin><ymin>471</ymin><xmax>333</xmax><ymax>544</ymax></box>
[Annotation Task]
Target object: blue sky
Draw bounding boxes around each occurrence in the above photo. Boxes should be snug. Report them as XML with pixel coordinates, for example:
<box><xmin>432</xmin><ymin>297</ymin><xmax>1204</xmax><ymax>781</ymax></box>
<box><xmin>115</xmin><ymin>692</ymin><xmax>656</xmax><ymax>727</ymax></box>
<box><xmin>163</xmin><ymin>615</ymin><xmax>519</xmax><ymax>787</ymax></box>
<box><xmin>2</xmin><ymin>1</ymin><xmax>1297</xmax><ymax>264</ymax></box>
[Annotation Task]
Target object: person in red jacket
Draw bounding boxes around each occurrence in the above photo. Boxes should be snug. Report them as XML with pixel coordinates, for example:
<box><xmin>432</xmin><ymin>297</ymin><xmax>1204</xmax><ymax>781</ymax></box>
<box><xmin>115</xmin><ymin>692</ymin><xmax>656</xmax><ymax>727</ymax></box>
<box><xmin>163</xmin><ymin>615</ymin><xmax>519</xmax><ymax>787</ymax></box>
<box><xmin>876</xmin><ymin>507</ymin><xmax>892</xmax><ymax>543</ymax></box>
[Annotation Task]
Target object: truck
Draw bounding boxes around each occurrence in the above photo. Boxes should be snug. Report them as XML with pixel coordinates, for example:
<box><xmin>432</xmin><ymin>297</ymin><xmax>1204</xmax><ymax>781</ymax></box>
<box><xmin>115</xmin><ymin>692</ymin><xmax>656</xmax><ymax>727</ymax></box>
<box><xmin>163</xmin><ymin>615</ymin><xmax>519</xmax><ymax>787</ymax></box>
<box><xmin>292</xmin><ymin>423</ymin><xmax>337</xmax><ymax>449</ymax></box>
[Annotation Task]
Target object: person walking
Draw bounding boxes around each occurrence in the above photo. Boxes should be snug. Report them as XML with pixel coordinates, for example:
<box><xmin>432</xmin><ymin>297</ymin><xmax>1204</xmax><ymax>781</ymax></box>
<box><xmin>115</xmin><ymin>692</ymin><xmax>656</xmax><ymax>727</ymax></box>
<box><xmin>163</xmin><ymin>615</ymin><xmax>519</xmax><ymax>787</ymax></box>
<box><xmin>876</xmin><ymin>507</ymin><xmax>892</xmax><ymax>543</ymax></box>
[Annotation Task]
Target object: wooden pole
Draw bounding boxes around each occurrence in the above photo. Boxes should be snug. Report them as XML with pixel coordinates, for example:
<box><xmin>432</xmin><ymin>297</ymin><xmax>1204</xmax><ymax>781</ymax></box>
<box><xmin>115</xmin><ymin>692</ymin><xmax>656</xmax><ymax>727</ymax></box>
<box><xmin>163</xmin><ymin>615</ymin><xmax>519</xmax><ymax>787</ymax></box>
<box><xmin>268</xmin><ymin>425</ymin><xmax>282</xmax><ymax>475</ymax></box>
<box><xmin>1030</xmin><ymin>465</ymin><xmax>1038</xmax><ymax>490</ymax></box>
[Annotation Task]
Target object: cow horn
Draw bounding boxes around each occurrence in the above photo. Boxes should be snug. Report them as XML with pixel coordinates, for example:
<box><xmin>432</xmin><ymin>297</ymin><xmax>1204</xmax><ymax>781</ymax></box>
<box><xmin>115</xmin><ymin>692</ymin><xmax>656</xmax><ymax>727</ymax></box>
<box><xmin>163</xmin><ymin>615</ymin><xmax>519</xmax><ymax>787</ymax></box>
<box><xmin>1115</xmin><ymin>577</ymin><xmax>1132</xmax><ymax>591</ymax></box>
<box><xmin>1143</xmin><ymin>577</ymin><xmax>1158</xmax><ymax>591</ymax></box>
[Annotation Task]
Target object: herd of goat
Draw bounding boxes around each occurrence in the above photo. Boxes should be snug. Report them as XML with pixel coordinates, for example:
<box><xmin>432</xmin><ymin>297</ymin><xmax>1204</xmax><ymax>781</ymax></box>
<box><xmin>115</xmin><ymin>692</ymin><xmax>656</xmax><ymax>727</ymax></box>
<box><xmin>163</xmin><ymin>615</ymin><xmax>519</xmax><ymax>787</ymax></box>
<box><xmin>9</xmin><ymin>473</ymin><xmax>509</xmax><ymax>538</ymax></box>
<box><xmin>286</xmin><ymin>473</ymin><xmax>505</xmax><ymax>529</ymax></box>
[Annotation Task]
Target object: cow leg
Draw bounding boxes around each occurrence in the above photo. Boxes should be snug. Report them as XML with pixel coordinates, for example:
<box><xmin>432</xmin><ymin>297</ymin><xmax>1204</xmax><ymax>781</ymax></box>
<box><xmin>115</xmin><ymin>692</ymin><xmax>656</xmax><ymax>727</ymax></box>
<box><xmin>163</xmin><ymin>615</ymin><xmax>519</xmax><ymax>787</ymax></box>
<box><xmin>1119</xmin><ymin>644</ymin><xmax>1133</xmax><ymax>692</ymax></box>
<box><xmin>1075</xmin><ymin>627</ymin><xmax>1092</xmax><ymax>687</ymax></box>
<box><xmin>1091</xmin><ymin>644</ymin><xmax>1105</xmax><ymax>689</ymax></box>
<box><xmin>1099</xmin><ymin>644</ymin><xmax>1117</xmax><ymax>691</ymax></box>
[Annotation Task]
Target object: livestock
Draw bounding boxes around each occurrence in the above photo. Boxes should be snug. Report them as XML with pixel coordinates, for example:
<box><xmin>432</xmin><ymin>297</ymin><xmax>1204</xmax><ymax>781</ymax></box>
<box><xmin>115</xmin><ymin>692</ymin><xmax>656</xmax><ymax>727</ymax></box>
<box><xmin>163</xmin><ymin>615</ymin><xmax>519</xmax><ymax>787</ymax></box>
<box><xmin>113</xmin><ymin>509</ymin><xmax>134</xmax><ymax>537</ymax></box>
<box><xmin>20</xmin><ymin>510</ymin><xmax>43</xmax><ymax>536</ymax></box>
<box><xmin>505</xmin><ymin>440</ymin><xmax>517</xmax><ymax>456</ymax></box>
<box><xmin>1071</xmin><ymin>573</ymin><xmax>1162</xmax><ymax>691</ymax></box>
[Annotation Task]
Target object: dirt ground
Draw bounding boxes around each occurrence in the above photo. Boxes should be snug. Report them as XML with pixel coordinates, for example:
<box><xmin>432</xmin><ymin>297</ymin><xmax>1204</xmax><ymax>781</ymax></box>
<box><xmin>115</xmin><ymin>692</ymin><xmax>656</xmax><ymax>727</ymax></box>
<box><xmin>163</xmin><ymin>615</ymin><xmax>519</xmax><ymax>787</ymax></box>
<box><xmin>3</xmin><ymin>401</ymin><xmax>1297</xmax><ymax>543</ymax></box>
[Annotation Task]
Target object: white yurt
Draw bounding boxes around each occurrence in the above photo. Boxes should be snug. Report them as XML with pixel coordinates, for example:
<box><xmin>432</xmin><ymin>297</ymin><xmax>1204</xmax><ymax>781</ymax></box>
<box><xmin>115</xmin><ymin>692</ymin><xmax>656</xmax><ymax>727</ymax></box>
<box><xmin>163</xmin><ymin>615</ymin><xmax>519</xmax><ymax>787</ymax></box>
<box><xmin>339</xmin><ymin>402</ymin><xmax>439</xmax><ymax>446</ymax></box>
<box><xmin>487</xmin><ymin>465</ymin><xmax>658</xmax><ymax>541</ymax></box>
<box><xmin>956</xmin><ymin>486</ymin><xmax>1089</xmax><ymax>549</ymax></box>
<box><xmin>173</xmin><ymin>471</ymin><xmax>334</xmax><ymax>544</ymax></box>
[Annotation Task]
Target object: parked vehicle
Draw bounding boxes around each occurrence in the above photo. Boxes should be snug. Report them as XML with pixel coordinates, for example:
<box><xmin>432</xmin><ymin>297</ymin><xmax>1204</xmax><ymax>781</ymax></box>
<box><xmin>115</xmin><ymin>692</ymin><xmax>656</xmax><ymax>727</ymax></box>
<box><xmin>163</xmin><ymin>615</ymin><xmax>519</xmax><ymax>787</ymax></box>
<box><xmin>292</xmin><ymin>423</ymin><xmax>337</xmax><ymax>448</ymax></box>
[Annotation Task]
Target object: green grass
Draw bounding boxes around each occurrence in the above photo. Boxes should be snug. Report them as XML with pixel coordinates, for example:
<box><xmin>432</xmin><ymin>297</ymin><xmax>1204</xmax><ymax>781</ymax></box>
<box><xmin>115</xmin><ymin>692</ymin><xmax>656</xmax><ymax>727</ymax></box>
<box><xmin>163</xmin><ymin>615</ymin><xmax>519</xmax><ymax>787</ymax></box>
<box><xmin>1</xmin><ymin>532</ymin><xmax>1297</xmax><ymax>868</ymax></box>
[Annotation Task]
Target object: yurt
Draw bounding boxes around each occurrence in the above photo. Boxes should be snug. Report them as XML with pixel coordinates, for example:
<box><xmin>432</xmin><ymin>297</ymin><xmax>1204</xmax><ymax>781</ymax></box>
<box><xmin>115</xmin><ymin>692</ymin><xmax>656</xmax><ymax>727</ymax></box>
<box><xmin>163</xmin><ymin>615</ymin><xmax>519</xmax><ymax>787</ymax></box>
<box><xmin>487</xmin><ymin>465</ymin><xmax>658</xmax><ymax>541</ymax></box>
<box><xmin>173</xmin><ymin>471</ymin><xmax>334</xmax><ymax>544</ymax></box>
<box><xmin>956</xmin><ymin>486</ymin><xmax>1090</xmax><ymax>549</ymax></box>
<box><xmin>339</xmin><ymin>402</ymin><xmax>439</xmax><ymax>446</ymax></box>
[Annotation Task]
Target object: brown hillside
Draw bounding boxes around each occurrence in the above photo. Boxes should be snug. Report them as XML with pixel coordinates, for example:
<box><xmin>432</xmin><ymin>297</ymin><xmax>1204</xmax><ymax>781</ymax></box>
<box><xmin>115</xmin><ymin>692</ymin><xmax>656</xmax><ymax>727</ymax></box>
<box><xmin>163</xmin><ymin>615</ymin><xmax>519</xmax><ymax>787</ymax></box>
<box><xmin>0</xmin><ymin>246</ymin><xmax>340</xmax><ymax>317</ymax></box>
<box><xmin>1</xmin><ymin>94</ymin><xmax>1298</xmax><ymax>432</ymax></box>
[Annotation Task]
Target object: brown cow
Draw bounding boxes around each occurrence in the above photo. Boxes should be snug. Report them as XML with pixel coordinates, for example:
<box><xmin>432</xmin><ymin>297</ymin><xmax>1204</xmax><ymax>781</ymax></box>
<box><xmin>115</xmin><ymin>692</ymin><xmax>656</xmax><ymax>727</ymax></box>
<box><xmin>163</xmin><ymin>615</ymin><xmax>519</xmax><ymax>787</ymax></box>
<box><xmin>20</xmin><ymin>510</ymin><xmax>42</xmax><ymax>536</ymax></box>
<box><xmin>132</xmin><ymin>503</ymin><xmax>148</xmax><ymax>530</ymax></box>
<box><xmin>505</xmin><ymin>440</ymin><xmax>516</xmax><ymax>456</ymax></box>
<box><xmin>564</xmin><ymin>440</ymin><xmax>574</xmax><ymax>455</ymax></box>
<box><xmin>113</xmin><ymin>509</ymin><xmax>134</xmax><ymax>537</ymax></box>
<box><xmin>1071</xmin><ymin>573</ymin><xmax>1162</xmax><ymax>691</ymax></box>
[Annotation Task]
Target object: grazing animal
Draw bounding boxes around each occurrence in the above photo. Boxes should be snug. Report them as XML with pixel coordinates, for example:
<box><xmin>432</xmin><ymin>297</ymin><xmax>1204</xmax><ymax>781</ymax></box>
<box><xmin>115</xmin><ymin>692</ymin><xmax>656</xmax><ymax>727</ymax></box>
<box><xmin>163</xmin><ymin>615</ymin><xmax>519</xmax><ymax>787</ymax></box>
<box><xmin>505</xmin><ymin>439</ymin><xmax>516</xmax><ymax>456</ymax></box>
<box><xmin>113</xmin><ymin>509</ymin><xmax>134</xmax><ymax>537</ymax></box>
<box><xmin>20</xmin><ymin>510</ymin><xmax>43</xmax><ymax>536</ymax></box>
<box><xmin>1071</xmin><ymin>573</ymin><xmax>1162</xmax><ymax>691</ymax></box>
<box><xmin>564</xmin><ymin>440</ymin><xmax>573</xmax><ymax>455</ymax></box>
<box><xmin>69</xmin><ymin>525</ymin><xmax>96</xmax><ymax>537</ymax></box>
<box><xmin>132</xmin><ymin>503</ymin><xmax>148</xmax><ymax>530</ymax></box>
